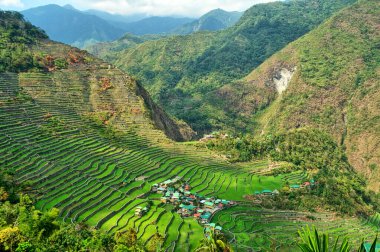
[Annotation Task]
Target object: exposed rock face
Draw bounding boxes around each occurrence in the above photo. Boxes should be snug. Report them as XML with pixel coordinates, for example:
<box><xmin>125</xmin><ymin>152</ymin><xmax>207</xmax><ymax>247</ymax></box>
<box><xmin>273</xmin><ymin>68</ymin><xmax>296</xmax><ymax>94</ymax></box>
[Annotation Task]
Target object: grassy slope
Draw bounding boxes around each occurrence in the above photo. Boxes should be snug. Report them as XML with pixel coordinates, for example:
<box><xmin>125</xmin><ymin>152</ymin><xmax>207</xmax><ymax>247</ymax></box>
<box><xmin>239</xmin><ymin>0</ymin><xmax>380</xmax><ymax>190</ymax></box>
<box><xmin>93</xmin><ymin>0</ymin><xmax>357</xmax><ymax>134</ymax></box>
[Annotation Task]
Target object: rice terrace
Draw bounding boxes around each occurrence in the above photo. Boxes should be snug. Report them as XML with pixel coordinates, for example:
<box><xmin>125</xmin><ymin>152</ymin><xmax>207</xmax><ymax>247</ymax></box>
<box><xmin>0</xmin><ymin>0</ymin><xmax>379</xmax><ymax>251</ymax></box>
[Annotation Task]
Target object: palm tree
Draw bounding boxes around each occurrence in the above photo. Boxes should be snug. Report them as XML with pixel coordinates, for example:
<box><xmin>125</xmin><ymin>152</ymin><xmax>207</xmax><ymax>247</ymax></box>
<box><xmin>297</xmin><ymin>225</ymin><xmax>378</xmax><ymax>252</ymax></box>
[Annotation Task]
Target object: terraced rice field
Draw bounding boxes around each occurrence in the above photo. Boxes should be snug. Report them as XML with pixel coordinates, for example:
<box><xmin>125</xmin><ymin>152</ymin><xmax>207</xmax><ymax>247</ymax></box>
<box><xmin>0</xmin><ymin>72</ymin><xmax>306</xmax><ymax>250</ymax></box>
<box><xmin>212</xmin><ymin>205</ymin><xmax>378</xmax><ymax>251</ymax></box>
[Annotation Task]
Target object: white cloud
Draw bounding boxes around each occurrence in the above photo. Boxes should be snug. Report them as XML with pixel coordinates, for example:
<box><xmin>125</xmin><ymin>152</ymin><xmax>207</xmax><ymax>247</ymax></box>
<box><xmin>0</xmin><ymin>0</ymin><xmax>24</xmax><ymax>7</ymax></box>
<box><xmin>87</xmin><ymin>0</ymin><xmax>277</xmax><ymax>17</ymax></box>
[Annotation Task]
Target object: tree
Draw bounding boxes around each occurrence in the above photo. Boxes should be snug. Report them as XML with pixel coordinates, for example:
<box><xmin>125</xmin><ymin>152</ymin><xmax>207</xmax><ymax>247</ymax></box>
<box><xmin>146</xmin><ymin>232</ymin><xmax>164</xmax><ymax>252</ymax></box>
<box><xmin>196</xmin><ymin>231</ymin><xmax>233</xmax><ymax>252</ymax></box>
<box><xmin>0</xmin><ymin>227</ymin><xmax>21</xmax><ymax>252</ymax></box>
<box><xmin>114</xmin><ymin>228</ymin><xmax>138</xmax><ymax>251</ymax></box>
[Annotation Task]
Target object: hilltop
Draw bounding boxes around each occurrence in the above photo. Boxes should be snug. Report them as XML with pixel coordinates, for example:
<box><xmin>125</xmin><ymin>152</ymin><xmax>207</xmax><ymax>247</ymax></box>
<box><xmin>91</xmin><ymin>0</ymin><xmax>357</xmax><ymax>135</ymax></box>
<box><xmin>172</xmin><ymin>8</ymin><xmax>243</xmax><ymax>34</ymax></box>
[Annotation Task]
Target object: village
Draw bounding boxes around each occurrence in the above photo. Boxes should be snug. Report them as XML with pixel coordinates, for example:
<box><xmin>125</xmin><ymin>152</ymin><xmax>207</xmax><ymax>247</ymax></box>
<box><xmin>134</xmin><ymin>176</ymin><xmax>317</xmax><ymax>237</ymax></box>
<box><xmin>134</xmin><ymin>176</ymin><xmax>235</xmax><ymax>235</ymax></box>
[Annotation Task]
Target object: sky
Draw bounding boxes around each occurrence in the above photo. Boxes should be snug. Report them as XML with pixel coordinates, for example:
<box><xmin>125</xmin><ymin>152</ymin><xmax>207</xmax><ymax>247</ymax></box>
<box><xmin>0</xmin><ymin>0</ymin><xmax>277</xmax><ymax>17</ymax></box>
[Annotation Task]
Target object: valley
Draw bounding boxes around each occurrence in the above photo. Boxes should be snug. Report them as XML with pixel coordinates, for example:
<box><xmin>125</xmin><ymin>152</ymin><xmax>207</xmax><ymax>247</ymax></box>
<box><xmin>0</xmin><ymin>0</ymin><xmax>379</xmax><ymax>251</ymax></box>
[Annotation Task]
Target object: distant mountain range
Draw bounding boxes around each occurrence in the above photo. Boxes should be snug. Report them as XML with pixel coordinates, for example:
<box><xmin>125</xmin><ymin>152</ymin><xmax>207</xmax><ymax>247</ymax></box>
<box><xmin>21</xmin><ymin>4</ymin><xmax>244</xmax><ymax>48</ymax></box>
<box><xmin>21</xmin><ymin>4</ymin><xmax>125</xmax><ymax>48</ymax></box>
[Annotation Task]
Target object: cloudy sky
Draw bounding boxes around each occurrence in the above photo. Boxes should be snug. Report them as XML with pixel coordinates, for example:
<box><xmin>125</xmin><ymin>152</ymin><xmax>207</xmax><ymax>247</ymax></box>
<box><xmin>0</xmin><ymin>0</ymin><xmax>277</xmax><ymax>17</ymax></box>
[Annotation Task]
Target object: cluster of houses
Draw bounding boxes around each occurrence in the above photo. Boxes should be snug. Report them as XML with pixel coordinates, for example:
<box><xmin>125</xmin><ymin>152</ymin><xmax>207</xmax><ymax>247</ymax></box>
<box><xmin>254</xmin><ymin>179</ymin><xmax>317</xmax><ymax>197</ymax></box>
<box><xmin>152</xmin><ymin>177</ymin><xmax>234</xmax><ymax>234</ymax></box>
<box><xmin>199</xmin><ymin>131</ymin><xmax>229</xmax><ymax>142</ymax></box>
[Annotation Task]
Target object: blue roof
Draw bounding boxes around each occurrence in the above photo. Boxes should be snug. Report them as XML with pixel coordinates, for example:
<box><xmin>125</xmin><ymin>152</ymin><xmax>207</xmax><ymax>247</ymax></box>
<box><xmin>182</xmin><ymin>205</ymin><xmax>196</xmax><ymax>210</ymax></box>
<box><xmin>201</xmin><ymin>212</ymin><xmax>212</xmax><ymax>219</ymax></box>
<box><xmin>262</xmin><ymin>189</ymin><xmax>272</xmax><ymax>193</ymax></box>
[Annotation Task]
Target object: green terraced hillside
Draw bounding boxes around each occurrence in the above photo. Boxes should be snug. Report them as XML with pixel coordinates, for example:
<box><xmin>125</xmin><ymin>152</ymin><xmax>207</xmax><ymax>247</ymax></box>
<box><xmin>0</xmin><ymin>70</ymin><xmax>307</xmax><ymax>250</ymax></box>
<box><xmin>1</xmin><ymin>8</ymin><xmax>378</xmax><ymax>251</ymax></box>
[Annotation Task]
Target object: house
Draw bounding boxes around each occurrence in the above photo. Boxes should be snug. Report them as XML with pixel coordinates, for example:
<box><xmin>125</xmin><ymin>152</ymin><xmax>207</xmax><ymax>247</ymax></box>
<box><xmin>135</xmin><ymin>206</ymin><xmax>147</xmax><ymax>217</ymax></box>
<box><xmin>205</xmin><ymin>223</ymin><xmax>216</xmax><ymax>231</ymax></box>
<box><xmin>221</xmin><ymin>200</ymin><xmax>229</xmax><ymax>205</ymax></box>
<box><xmin>290</xmin><ymin>185</ymin><xmax>300</xmax><ymax>190</ymax></box>
<box><xmin>157</xmin><ymin>187</ymin><xmax>166</xmax><ymax>193</ymax></box>
<box><xmin>215</xmin><ymin>226</ymin><xmax>222</xmax><ymax>234</ymax></box>
<box><xmin>161</xmin><ymin>179</ymin><xmax>172</xmax><ymax>188</ymax></box>
<box><xmin>180</xmin><ymin>204</ymin><xmax>197</xmax><ymax>216</ymax></box>
<box><xmin>152</xmin><ymin>184</ymin><xmax>159</xmax><ymax>192</ymax></box>
<box><xmin>301</xmin><ymin>182</ymin><xmax>311</xmax><ymax>189</ymax></box>
<box><xmin>204</xmin><ymin>202</ymin><xmax>215</xmax><ymax>209</ymax></box>
<box><xmin>184</xmin><ymin>184</ymin><xmax>191</xmax><ymax>191</ymax></box>
<box><xmin>171</xmin><ymin>192</ymin><xmax>181</xmax><ymax>202</ymax></box>
<box><xmin>200</xmin><ymin>212</ymin><xmax>212</xmax><ymax>223</ymax></box>
<box><xmin>161</xmin><ymin>197</ymin><xmax>168</xmax><ymax>203</ymax></box>
<box><xmin>261</xmin><ymin>189</ymin><xmax>273</xmax><ymax>196</ymax></box>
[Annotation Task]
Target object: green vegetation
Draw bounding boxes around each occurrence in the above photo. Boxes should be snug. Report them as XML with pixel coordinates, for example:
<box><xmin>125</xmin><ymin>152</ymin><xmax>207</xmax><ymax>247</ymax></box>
<box><xmin>1</xmin><ymin>2</ymin><xmax>379</xmax><ymax>251</ymax></box>
<box><xmin>172</xmin><ymin>9</ymin><xmax>242</xmax><ymax>35</ymax></box>
<box><xmin>244</xmin><ymin>0</ymin><xmax>380</xmax><ymax>190</ymax></box>
<box><xmin>0</xmin><ymin>54</ymin><xmax>298</xmax><ymax>250</ymax></box>
<box><xmin>207</xmin><ymin>128</ymin><xmax>379</xmax><ymax>215</ymax></box>
<box><xmin>212</xmin><ymin>206</ymin><xmax>378</xmax><ymax>251</ymax></box>
<box><xmin>0</xmin><ymin>11</ymin><xmax>47</xmax><ymax>72</ymax></box>
<box><xmin>297</xmin><ymin>226</ymin><xmax>378</xmax><ymax>252</ymax></box>
<box><xmin>94</xmin><ymin>0</ymin><xmax>356</xmax><ymax>134</ymax></box>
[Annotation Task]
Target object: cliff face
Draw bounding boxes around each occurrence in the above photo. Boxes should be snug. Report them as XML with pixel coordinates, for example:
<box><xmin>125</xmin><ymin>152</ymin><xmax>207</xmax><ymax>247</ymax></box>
<box><xmin>135</xmin><ymin>82</ymin><xmax>196</xmax><ymax>141</ymax></box>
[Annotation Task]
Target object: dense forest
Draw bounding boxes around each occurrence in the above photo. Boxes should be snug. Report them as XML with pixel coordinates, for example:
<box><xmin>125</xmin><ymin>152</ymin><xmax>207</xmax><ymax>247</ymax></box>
<box><xmin>0</xmin><ymin>11</ymin><xmax>47</xmax><ymax>72</ymax></box>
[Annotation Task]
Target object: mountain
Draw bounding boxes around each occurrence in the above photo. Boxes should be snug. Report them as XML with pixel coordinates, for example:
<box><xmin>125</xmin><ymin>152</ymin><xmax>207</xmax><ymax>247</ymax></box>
<box><xmin>85</xmin><ymin>9</ymin><xmax>147</xmax><ymax>25</ymax></box>
<box><xmin>173</xmin><ymin>8</ymin><xmax>243</xmax><ymax>34</ymax></box>
<box><xmin>221</xmin><ymin>0</ymin><xmax>380</xmax><ymax>190</ymax></box>
<box><xmin>120</xmin><ymin>16</ymin><xmax>195</xmax><ymax>35</ymax></box>
<box><xmin>21</xmin><ymin>4</ymin><xmax>125</xmax><ymax>48</ymax></box>
<box><xmin>0</xmin><ymin>8</ymin><xmax>379</xmax><ymax>251</ymax></box>
<box><xmin>85</xmin><ymin>33</ymin><xmax>162</xmax><ymax>63</ymax></box>
<box><xmin>92</xmin><ymin>0</ymin><xmax>357</xmax><ymax>135</ymax></box>
<box><xmin>0</xmin><ymin>10</ymin><xmax>194</xmax><ymax>142</ymax></box>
